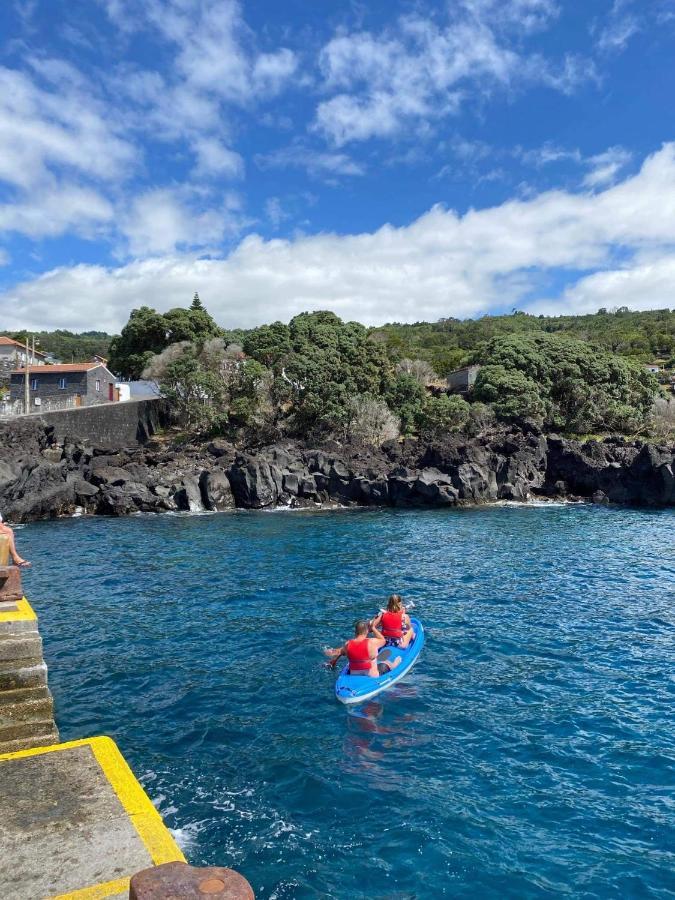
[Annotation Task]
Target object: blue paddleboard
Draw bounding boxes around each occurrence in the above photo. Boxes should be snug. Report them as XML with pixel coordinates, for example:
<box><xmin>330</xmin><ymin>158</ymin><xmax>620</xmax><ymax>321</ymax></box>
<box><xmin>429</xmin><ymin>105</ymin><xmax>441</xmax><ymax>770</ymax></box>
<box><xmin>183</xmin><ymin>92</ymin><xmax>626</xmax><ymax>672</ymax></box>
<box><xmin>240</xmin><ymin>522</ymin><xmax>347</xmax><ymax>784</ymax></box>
<box><xmin>335</xmin><ymin>617</ymin><xmax>425</xmax><ymax>705</ymax></box>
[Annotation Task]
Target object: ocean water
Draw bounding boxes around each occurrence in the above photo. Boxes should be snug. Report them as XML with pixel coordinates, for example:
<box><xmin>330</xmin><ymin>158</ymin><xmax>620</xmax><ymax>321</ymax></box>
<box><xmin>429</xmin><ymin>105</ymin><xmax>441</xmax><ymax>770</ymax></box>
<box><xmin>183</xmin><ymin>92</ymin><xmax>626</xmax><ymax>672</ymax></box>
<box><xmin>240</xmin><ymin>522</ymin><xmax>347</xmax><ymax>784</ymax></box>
<box><xmin>18</xmin><ymin>504</ymin><xmax>675</xmax><ymax>899</ymax></box>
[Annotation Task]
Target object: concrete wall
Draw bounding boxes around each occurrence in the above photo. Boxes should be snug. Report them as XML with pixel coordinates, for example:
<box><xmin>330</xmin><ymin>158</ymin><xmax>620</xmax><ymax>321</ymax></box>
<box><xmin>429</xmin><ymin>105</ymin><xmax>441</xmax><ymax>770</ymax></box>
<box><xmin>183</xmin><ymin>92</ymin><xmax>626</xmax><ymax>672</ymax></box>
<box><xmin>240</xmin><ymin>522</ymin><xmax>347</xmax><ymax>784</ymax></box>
<box><xmin>43</xmin><ymin>398</ymin><xmax>168</xmax><ymax>447</ymax></box>
<box><xmin>1</xmin><ymin>398</ymin><xmax>168</xmax><ymax>448</ymax></box>
<box><xmin>0</xmin><ymin>590</ymin><xmax>59</xmax><ymax>754</ymax></box>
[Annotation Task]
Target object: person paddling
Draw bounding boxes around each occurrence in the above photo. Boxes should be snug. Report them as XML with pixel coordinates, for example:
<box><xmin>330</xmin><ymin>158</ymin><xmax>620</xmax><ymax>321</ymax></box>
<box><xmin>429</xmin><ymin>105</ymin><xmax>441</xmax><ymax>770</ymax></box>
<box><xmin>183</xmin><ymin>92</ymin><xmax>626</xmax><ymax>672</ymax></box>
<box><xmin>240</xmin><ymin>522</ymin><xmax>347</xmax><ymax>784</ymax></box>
<box><xmin>370</xmin><ymin>594</ymin><xmax>414</xmax><ymax>649</ymax></box>
<box><xmin>0</xmin><ymin>514</ymin><xmax>30</xmax><ymax>568</ymax></box>
<box><xmin>325</xmin><ymin>620</ymin><xmax>401</xmax><ymax>678</ymax></box>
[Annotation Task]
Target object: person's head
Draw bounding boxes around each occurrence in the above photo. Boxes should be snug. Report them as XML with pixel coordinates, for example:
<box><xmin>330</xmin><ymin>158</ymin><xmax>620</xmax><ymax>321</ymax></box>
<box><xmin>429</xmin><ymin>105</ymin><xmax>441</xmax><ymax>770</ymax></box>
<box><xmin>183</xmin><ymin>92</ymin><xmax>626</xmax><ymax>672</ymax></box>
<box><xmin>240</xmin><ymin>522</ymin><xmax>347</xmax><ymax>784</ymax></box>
<box><xmin>387</xmin><ymin>594</ymin><xmax>403</xmax><ymax>613</ymax></box>
<box><xmin>354</xmin><ymin>619</ymin><xmax>369</xmax><ymax>637</ymax></box>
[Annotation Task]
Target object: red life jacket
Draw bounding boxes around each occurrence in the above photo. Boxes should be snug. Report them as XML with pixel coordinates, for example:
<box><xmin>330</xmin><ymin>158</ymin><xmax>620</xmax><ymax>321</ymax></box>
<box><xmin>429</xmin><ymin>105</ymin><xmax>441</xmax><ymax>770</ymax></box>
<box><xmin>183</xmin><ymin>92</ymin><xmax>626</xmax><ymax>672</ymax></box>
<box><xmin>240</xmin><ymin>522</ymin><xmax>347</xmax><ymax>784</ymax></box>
<box><xmin>381</xmin><ymin>610</ymin><xmax>404</xmax><ymax>639</ymax></box>
<box><xmin>347</xmin><ymin>638</ymin><xmax>372</xmax><ymax>672</ymax></box>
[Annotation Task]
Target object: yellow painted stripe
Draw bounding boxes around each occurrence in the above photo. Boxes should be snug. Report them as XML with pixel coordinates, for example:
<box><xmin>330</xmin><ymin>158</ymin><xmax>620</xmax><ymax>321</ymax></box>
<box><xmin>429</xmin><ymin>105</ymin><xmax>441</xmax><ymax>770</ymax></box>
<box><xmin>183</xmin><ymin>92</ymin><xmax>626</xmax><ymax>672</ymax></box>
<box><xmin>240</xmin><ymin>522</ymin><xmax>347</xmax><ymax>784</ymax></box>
<box><xmin>0</xmin><ymin>735</ymin><xmax>99</xmax><ymax>762</ymax></box>
<box><xmin>48</xmin><ymin>876</ymin><xmax>129</xmax><ymax>900</ymax></box>
<box><xmin>89</xmin><ymin>736</ymin><xmax>186</xmax><ymax>866</ymax></box>
<box><xmin>0</xmin><ymin>596</ymin><xmax>37</xmax><ymax>623</ymax></box>
<box><xmin>0</xmin><ymin>737</ymin><xmax>185</xmax><ymax>900</ymax></box>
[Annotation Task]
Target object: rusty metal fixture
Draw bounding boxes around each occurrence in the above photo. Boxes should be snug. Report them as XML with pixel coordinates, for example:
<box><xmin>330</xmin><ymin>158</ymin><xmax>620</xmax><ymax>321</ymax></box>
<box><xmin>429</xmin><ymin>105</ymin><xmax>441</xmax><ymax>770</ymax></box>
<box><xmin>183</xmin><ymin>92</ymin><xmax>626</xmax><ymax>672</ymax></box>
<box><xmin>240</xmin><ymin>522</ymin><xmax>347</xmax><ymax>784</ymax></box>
<box><xmin>129</xmin><ymin>862</ymin><xmax>255</xmax><ymax>899</ymax></box>
<box><xmin>0</xmin><ymin>566</ymin><xmax>23</xmax><ymax>603</ymax></box>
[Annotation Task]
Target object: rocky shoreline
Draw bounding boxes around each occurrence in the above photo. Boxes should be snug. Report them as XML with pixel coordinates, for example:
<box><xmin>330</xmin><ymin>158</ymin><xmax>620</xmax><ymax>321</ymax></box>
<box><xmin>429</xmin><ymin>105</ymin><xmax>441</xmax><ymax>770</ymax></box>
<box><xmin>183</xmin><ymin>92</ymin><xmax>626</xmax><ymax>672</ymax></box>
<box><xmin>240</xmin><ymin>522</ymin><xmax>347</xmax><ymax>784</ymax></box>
<box><xmin>0</xmin><ymin>418</ymin><xmax>673</xmax><ymax>522</ymax></box>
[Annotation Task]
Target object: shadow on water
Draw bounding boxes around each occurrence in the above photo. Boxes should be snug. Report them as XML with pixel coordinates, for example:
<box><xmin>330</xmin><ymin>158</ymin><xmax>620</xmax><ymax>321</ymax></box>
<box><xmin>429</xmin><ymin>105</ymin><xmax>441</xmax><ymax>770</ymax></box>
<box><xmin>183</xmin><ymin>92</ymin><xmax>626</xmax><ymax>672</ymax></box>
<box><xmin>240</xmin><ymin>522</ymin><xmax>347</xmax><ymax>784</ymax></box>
<box><xmin>16</xmin><ymin>504</ymin><xmax>675</xmax><ymax>899</ymax></box>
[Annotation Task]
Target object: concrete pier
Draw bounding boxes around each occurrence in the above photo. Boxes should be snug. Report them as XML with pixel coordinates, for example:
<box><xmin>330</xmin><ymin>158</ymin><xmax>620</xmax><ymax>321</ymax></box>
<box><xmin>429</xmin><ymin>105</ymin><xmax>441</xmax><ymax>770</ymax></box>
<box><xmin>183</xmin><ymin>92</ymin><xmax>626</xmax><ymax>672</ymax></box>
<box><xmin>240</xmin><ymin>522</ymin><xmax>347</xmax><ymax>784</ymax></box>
<box><xmin>0</xmin><ymin>736</ymin><xmax>186</xmax><ymax>899</ymax></box>
<box><xmin>0</xmin><ymin>589</ymin><xmax>59</xmax><ymax>754</ymax></box>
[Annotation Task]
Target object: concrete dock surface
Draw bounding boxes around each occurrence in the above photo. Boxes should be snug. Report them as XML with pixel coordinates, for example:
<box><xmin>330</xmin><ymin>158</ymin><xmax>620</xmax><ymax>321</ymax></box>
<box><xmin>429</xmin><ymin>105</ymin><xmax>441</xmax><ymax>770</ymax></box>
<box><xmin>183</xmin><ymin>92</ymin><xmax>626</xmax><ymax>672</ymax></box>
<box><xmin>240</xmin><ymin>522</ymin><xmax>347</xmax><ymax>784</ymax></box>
<box><xmin>0</xmin><ymin>736</ymin><xmax>185</xmax><ymax>900</ymax></box>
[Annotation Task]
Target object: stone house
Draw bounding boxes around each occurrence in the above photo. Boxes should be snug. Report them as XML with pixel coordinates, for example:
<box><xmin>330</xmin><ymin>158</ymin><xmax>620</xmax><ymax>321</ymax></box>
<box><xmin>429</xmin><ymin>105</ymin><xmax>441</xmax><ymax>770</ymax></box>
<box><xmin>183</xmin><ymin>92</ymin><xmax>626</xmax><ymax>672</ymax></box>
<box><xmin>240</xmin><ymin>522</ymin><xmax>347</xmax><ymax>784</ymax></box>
<box><xmin>10</xmin><ymin>362</ymin><xmax>118</xmax><ymax>410</ymax></box>
<box><xmin>447</xmin><ymin>364</ymin><xmax>481</xmax><ymax>394</ymax></box>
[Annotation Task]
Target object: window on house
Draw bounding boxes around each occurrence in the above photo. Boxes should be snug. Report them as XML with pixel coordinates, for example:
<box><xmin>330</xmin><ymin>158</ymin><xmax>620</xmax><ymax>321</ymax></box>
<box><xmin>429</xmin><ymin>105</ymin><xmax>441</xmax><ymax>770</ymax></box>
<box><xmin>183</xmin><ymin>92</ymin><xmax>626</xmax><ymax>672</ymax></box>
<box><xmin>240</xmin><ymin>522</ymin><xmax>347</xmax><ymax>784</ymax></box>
<box><xmin>58</xmin><ymin>377</ymin><xmax>67</xmax><ymax>389</ymax></box>
<box><xmin>95</xmin><ymin>379</ymin><xmax>101</xmax><ymax>391</ymax></box>
<box><xmin>30</xmin><ymin>378</ymin><xmax>38</xmax><ymax>390</ymax></box>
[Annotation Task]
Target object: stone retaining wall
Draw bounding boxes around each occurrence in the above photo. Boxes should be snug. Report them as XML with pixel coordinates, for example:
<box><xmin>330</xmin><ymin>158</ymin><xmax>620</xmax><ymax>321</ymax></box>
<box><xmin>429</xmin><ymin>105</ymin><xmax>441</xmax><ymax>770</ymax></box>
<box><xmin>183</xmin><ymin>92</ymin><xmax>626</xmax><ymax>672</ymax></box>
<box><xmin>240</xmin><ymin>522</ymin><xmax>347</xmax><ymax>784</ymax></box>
<box><xmin>1</xmin><ymin>397</ymin><xmax>167</xmax><ymax>448</ymax></box>
<box><xmin>0</xmin><ymin>571</ymin><xmax>58</xmax><ymax>754</ymax></box>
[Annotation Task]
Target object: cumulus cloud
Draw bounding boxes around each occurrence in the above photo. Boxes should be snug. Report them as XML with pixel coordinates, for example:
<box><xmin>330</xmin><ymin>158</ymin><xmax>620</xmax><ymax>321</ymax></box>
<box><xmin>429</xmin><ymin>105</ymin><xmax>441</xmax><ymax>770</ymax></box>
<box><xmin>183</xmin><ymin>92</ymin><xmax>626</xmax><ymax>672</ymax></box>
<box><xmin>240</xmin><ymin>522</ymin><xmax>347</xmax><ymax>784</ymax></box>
<box><xmin>0</xmin><ymin>185</ymin><xmax>113</xmax><ymax>239</ymax></box>
<box><xmin>193</xmin><ymin>137</ymin><xmax>245</xmax><ymax>178</ymax></box>
<box><xmin>120</xmin><ymin>188</ymin><xmax>247</xmax><ymax>257</ymax></box>
<box><xmin>0</xmin><ymin>64</ymin><xmax>135</xmax><ymax>191</ymax></box>
<box><xmin>314</xmin><ymin>5</ymin><xmax>594</xmax><ymax>145</ymax></box>
<box><xmin>3</xmin><ymin>144</ymin><xmax>675</xmax><ymax>332</ymax></box>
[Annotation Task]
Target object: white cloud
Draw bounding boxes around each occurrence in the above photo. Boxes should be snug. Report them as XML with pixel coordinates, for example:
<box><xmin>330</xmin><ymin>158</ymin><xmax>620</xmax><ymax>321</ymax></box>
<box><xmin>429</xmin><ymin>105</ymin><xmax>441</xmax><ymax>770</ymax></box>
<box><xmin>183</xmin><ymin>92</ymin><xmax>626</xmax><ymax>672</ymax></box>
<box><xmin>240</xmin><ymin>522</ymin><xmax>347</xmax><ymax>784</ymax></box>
<box><xmin>0</xmin><ymin>249</ymin><xmax>10</xmax><ymax>267</ymax></box>
<box><xmin>0</xmin><ymin>65</ymin><xmax>135</xmax><ymax>191</ymax></box>
<box><xmin>583</xmin><ymin>146</ymin><xmax>632</xmax><ymax>187</ymax></box>
<box><xmin>530</xmin><ymin>256</ymin><xmax>675</xmax><ymax>316</ymax></box>
<box><xmin>193</xmin><ymin>137</ymin><xmax>244</xmax><ymax>178</ymax></box>
<box><xmin>4</xmin><ymin>144</ymin><xmax>675</xmax><ymax>332</ymax></box>
<box><xmin>264</xmin><ymin>197</ymin><xmax>288</xmax><ymax>229</ymax></box>
<box><xmin>314</xmin><ymin>7</ymin><xmax>594</xmax><ymax>145</ymax></box>
<box><xmin>120</xmin><ymin>188</ymin><xmax>246</xmax><ymax>256</ymax></box>
<box><xmin>257</xmin><ymin>143</ymin><xmax>365</xmax><ymax>179</ymax></box>
<box><xmin>517</xmin><ymin>142</ymin><xmax>582</xmax><ymax>168</ymax></box>
<box><xmin>0</xmin><ymin>184</ymin><xmax>114</xmax><ymax>239</ymax></box>
<box><xmin>595</xmin><ymin>0</ymin><xmax>641</xmax><ymax>53</ymax></box>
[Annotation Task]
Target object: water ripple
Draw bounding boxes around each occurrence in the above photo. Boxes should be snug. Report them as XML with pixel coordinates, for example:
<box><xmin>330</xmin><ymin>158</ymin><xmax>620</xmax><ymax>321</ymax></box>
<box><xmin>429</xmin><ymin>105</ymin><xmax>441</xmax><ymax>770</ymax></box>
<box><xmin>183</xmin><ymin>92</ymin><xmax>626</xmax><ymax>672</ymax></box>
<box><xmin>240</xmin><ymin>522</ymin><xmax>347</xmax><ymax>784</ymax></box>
<box><xmin>18</xmin><ymin>505</ymin><xmax>675</xmax><ymax>899</ymax></box>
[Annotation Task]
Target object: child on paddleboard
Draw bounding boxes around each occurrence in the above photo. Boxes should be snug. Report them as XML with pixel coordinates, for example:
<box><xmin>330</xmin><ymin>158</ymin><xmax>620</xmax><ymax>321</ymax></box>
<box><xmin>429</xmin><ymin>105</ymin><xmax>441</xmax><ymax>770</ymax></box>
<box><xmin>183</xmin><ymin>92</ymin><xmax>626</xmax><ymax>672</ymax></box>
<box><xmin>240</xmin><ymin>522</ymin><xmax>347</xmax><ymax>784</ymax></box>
<box><xmin>370</xmin><ymin>594</ymin><xmax>414</xmax><ymax>649</ymax></box>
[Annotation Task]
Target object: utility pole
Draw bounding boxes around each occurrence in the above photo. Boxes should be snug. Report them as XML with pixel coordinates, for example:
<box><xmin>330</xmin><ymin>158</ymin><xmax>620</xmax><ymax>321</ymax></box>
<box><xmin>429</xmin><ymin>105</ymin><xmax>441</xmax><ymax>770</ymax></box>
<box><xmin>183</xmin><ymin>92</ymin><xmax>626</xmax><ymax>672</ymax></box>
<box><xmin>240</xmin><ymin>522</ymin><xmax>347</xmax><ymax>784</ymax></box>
<box><xmin>23</xmin><ymin>334</ymin><xmax>30</xmax><ymax>415</ymax></box>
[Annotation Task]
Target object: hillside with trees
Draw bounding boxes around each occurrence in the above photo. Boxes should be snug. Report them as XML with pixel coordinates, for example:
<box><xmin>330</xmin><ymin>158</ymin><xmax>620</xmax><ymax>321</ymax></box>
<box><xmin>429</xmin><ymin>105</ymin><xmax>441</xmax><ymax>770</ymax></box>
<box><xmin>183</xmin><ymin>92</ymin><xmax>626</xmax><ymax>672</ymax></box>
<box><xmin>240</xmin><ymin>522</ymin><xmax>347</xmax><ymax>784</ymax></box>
<box><xmin>106</xmin><ymin>300</ymin><xmax>668</xmax><ymax>443</ymax></box>
<box><xmin>8</xmin><ymin>302</ymin><xmax>673</xmax><ymax>442</ymax></box>
<box><xmin>3</xmin><ymin>329</ymin><xmax>111</xmax><ymax>362</ymax></box>
<box><xmin>373</xmin><ymin>308</ymin><xmax>675</xmax><ymax>377</ymax></box>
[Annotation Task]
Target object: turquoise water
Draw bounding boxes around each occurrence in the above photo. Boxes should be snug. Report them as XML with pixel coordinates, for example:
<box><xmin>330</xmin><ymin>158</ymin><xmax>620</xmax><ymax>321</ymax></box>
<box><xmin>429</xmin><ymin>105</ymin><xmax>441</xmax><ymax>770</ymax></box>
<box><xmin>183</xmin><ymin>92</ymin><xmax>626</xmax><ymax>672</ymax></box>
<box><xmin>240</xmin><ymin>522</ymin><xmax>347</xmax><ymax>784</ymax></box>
<box><xmin>19</xmin><ymin>504</ymin><xmax>675</xmax><ymax>899</ymax></box>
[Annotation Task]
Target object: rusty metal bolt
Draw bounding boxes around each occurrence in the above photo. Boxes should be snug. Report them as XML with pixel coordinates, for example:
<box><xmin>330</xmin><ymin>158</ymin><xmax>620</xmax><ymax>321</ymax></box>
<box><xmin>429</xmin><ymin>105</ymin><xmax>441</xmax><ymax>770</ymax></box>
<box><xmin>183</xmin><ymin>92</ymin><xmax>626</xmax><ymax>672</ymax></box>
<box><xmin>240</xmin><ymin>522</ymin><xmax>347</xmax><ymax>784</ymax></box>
<box><xmin>130</xmin><ymin>862</ymin><xmax>254</xmax><ymax>899</ymax></box>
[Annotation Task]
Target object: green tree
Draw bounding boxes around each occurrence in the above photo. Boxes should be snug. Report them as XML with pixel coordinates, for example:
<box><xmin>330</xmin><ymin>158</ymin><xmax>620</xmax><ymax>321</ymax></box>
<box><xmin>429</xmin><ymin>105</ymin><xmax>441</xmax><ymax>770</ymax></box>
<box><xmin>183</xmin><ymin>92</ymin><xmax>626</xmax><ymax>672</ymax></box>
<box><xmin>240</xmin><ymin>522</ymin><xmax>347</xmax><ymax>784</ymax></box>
<box><xmin>473</xmin><ymin>333</ymin><xmax>658</xmax><ymax>432</ymax></box>
<box><xmin>109</xmin><ymin>300</ymin><xmax>222</xmax><ymax>378</ymax></box>
<box><xmin>473</xmin><ymin>364</ymin><xmax>547</xmax><ymax>423</ymax></box>
<box><xmin>244</xmin><ymin>311</ymin><xmax>392</xmax><ymax>436</ymax></box>
<box><xmin>419</xmin><ymin>394</ymin><xmax>471</xmax><ymax>437</ymax></box>
<box><xmin>384</xmin><ymin>374</ymin><xmax>426</xmax><ymax>434</ymax></box>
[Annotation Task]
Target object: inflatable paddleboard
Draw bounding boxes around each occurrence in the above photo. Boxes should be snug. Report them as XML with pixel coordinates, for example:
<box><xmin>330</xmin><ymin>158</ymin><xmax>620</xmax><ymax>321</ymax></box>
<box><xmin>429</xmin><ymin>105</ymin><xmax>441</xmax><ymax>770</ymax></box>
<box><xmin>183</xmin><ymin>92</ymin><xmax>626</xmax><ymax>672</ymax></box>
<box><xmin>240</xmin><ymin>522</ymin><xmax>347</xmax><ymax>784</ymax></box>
<box><xmin>335</xmin><ymin>617</ymin><xmax>425</xmax><ymax>705</ymax></box>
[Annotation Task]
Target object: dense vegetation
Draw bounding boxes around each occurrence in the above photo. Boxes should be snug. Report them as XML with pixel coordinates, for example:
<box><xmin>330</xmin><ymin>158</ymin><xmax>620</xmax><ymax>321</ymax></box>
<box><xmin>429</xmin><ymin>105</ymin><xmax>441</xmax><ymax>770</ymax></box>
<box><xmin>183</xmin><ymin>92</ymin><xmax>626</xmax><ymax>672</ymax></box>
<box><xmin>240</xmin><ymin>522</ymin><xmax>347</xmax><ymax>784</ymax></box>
<box><xmin>108</xmin><ymin>296</ymin><xmax>224</xmax><ymax>379</ymax></box>
<box><xmin>374</xmin><ymin>308</ymin><xmax>675</xmax><ymax>376</ymax></box>
<box><xmin>472</xmin><ymin>334</ymin><xmax>656</xmax><ymax>433</ymax></box>
<box><xmin>4</xmin><ymin>329</ymin><xmax>110</xmax><ymax>362</ymax></box>
<box><xmin>8</xmin><ymin>302</ymin><xmax>673</xmax><ymax>441</ymax></box>
<box><xmin>106</xmin><ymin>301</ymin><xmax>667</xmax><ymax>441</ymax></box>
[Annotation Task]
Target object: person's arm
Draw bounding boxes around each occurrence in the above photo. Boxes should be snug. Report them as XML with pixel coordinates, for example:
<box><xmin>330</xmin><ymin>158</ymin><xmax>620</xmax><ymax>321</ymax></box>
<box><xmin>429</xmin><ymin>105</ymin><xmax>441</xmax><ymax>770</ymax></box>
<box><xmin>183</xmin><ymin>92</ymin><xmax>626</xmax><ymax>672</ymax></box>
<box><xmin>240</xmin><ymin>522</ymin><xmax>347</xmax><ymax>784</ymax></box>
<box><xmin>369</xmin><ymin>625</ymin><xmax>386</xmax><ymax>650</ymax></box>
<box><xmin>370</xmin><ymin>612</ymin><xmax>383</xmax><ymax>631</ymax></box>
<box><xmin>324</xmin><ymin>644</ymin><xmax>347</xmax><ymax>668</ymax></box>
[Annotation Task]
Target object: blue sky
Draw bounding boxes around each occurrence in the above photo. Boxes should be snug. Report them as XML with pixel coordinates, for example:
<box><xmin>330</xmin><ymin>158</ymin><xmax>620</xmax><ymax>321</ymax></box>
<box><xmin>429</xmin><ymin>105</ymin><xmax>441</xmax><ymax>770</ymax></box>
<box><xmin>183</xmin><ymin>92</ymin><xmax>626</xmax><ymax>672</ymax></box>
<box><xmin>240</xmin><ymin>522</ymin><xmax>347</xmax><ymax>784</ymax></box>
<box><xmin>0</xmin><ymin>0</ymin><xmax>674</xmax><ymax>333</ymax></box>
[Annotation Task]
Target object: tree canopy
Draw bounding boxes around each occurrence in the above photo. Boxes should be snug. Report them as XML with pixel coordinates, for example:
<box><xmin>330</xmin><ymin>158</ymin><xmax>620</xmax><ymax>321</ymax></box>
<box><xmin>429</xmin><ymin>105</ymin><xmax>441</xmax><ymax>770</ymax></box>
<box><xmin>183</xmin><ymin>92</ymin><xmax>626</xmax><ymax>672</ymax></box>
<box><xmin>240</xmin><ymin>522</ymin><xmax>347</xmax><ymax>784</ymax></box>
<box><xmin>472</xmin><ymin>333</ymin><xmax>658</xmax><ymax>432</ymax></box>
<box><xmin>108</xmin><ymin>298</ymin><xmax>223</xmax><ymax>379</ymax></box>
<box><xmin>38</xmin><ymin>299</ymin><xmax>670</xmax><ymax>441</ymax></box>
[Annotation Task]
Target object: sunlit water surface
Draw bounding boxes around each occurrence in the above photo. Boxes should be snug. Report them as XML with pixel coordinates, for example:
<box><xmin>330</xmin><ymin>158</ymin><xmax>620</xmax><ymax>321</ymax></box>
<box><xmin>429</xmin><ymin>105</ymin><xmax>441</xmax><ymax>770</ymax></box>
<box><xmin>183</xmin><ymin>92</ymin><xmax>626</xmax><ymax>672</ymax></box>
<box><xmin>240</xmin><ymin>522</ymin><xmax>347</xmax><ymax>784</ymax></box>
<box><xmin>19</xmin><ymin>504</ymin><xmax>675</xmax><ymax>899</ymax></box>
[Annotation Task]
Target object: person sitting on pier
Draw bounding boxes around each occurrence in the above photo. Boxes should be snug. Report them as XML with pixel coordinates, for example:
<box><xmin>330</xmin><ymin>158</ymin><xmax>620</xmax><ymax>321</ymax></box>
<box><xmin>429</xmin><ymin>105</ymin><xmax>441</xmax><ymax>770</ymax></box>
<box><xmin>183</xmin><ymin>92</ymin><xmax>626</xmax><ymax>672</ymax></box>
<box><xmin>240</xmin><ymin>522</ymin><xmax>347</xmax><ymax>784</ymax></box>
<box><xmin>370</xmin><ymin>594</ymin><xmax>414</xmax><ymax>649</ymax></box>
<box><xmin>0</xmin><ymin>515</ymin><xmax>30</xmax><ymax>568</ymax></box>
<box><xmin>325</xmin><ymin>620</ymin><xmax>401</xmax><ymax>677</ymax></box>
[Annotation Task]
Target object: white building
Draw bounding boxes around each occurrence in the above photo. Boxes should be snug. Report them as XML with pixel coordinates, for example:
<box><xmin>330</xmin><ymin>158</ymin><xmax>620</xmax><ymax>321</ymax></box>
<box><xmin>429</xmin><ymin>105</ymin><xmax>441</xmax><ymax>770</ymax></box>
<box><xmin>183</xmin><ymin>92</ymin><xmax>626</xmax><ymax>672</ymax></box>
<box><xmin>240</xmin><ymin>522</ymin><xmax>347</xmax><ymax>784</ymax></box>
<box><xmin>0</xmin><ymin>337</ymin><xmax>47</xmax><ymax>366</ymax></box>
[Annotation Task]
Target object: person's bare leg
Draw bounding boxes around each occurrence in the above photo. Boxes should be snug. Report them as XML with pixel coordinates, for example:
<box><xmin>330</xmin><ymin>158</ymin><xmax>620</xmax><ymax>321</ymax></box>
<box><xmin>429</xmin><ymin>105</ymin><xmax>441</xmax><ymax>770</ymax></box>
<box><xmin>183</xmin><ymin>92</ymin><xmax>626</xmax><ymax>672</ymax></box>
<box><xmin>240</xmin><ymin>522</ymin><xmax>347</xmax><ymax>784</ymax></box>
<box><xmin>399</xmin><ymin>629</ymin><xmax>414</xmax><ymax>649</ymax></box>
<box><xmin>0</xmin><ymin>524</ymin><xmax>30</xmax><ymax>567</ymax></box>
<box><xmin>378</xmin><ymin>656</ymin><xmax>402</xmax><ymax>675</ymax></box>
